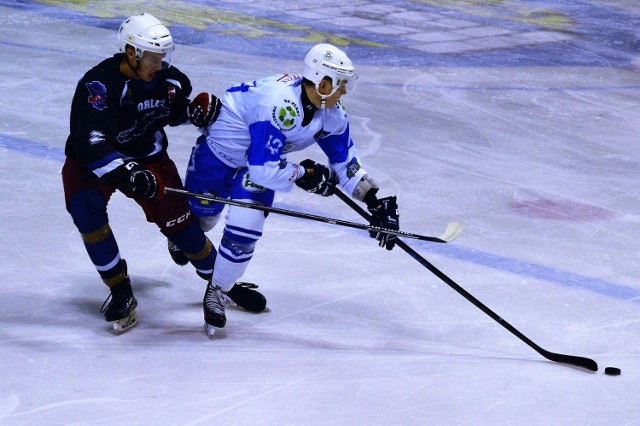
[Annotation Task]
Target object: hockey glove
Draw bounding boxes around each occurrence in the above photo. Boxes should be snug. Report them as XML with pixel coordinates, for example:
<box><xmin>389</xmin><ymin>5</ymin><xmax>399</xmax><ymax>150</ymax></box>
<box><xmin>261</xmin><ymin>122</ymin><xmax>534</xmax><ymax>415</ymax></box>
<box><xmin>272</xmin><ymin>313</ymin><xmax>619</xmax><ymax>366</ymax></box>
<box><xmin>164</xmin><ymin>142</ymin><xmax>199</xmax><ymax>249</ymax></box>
<box><xmin>188</xmin><ymin>92</ymin><xmax>222</xmax><ymax>128</ymax></box>
<box><xmin>295</xmin><ymin>159</ymin><xmax>339</xmax><ymax>197</ymax></box>
<box><xmin>114</xmin><ymin>162</ymin><xmax>164</xmax><ymax>199</ymax></box>
<box><xmin>366</xmin><ymin>195</ymin><xmax>400</xmax><ymax>250</ymax></box>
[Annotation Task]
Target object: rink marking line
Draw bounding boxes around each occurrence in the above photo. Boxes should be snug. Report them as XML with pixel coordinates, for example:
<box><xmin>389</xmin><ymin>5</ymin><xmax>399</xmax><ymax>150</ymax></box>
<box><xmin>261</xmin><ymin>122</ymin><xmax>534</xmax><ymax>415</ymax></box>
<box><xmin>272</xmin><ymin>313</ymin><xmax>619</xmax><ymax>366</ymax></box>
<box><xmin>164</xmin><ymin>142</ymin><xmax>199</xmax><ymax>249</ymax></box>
<box><xmin>0</xmin><ymin>134</ymin><xmax>65</xmax><ymax>162</ymax></box>
<box><xmin>417</xmin><ymin>242</ymin><xmax>640</xmax><ymax>303</ymax></box>
<box><xmin>2</xmin><ymin>133</ymin><xmax>636</xmax><ymax>303</ymax></box>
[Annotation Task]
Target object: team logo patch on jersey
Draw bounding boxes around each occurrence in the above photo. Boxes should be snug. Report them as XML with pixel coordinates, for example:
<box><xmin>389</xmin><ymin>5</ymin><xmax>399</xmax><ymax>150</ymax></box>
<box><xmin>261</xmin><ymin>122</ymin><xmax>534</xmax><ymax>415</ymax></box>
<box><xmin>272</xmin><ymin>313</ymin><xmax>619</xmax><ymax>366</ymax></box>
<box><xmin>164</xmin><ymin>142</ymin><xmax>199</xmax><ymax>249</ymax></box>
<box><xmin>86</xmin><ymin>81</ymin><xmax>107</xmax><ymax>110</ymax></box>
<box><xmin>276</xmin><ymin>74</ymin><xmax>302</xmax><ymax>84</ymax></box>
<box><xmin>272</xmin><ymin>99</ymin><xmax>300</xmax><ymax>131</ymax></box>
<box><xmin>88</xmin><ymin>130</ymin><xmax>105</xmax><ymax>145</ymax></box>
<box><xmin>242</xmin><ymin>173</ymin><xmax>266</xmax><ymax>193</ymax></box>
<box><xmin>346</xmin><ymin>158</ymin><xmax>361</xmax><ymax>178</ymax></box>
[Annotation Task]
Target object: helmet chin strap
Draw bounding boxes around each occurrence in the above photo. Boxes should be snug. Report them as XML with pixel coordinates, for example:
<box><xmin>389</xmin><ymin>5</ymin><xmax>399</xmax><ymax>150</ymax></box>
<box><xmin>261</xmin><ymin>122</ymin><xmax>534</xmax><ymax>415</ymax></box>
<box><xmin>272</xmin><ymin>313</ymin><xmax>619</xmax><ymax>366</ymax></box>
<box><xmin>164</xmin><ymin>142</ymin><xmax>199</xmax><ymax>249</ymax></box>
<box><xmin>315</xmin><ymin>83</ymin><xmax>339</xmax><ymax>109</ymax></box>
<box><xmin>128</xmin><ymin>45</ymin><xmax>159</xmax><ymax>80</ymax></box>
<box><xmin>124</xmin><ymin>50</ymin><xmax>143</xmax><ymax>80</ymax></box>
<box><xmin>314</xmin><ymin>84</ymin><xmax>327</xmax><ymax>109</ymax></box>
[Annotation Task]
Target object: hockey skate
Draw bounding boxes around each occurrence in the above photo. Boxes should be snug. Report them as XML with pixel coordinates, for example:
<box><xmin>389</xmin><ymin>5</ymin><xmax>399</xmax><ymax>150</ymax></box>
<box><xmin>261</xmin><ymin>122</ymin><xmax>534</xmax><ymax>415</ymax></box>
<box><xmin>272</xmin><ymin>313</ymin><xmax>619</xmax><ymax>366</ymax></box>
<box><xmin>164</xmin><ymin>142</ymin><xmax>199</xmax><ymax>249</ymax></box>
<box><xmin>100</xmin><ymin>277</ymin><xmax>138</xmax><ymax>334</ymax></box>
<box><xmin>203</xmin><ymin>283</ymin><xmax>226</xmax><ymax>339</ymax></box>
<box><xmin>226</xmin><ymin>282</ymin><xmax>268</xmax><ymax>313</ymax></box>
<box><xmin>168</xmin><ymin>239</ymin><xmax>189</xmax><ymax>266</ymax></box>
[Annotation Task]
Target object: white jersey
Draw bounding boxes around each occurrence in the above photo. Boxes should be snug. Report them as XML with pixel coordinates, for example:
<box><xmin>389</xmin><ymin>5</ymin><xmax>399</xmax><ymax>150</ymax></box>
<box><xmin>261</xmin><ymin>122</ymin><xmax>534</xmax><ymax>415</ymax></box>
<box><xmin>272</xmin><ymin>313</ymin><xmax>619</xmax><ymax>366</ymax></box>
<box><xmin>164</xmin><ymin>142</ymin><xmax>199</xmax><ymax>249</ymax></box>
<box><xmin>202</xmin><ymin>74</ymin><xmax>367</xmax><ymax>195</ymax></box>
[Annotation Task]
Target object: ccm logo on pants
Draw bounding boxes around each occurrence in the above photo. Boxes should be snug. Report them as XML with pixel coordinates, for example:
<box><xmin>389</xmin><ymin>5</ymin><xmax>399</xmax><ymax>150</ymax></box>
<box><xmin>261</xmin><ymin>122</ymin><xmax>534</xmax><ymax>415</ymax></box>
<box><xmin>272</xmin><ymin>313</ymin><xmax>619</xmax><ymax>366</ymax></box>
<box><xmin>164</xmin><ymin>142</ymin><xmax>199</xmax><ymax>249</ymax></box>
<box><xmin>166</xmin><ymin>210</ymin><xmax>191</xmax><ymax>227</ymax></box>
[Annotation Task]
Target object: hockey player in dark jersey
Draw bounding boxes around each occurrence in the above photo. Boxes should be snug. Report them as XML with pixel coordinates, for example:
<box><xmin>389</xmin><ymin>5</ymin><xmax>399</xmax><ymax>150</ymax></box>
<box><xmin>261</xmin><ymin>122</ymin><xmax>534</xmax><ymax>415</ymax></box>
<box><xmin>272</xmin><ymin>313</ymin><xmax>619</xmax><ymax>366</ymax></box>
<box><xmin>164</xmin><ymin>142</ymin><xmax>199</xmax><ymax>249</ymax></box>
<box><xmin>62</xmin><ymin>13</ymin><xmax>265</xmax><ymax>334</ymax></box>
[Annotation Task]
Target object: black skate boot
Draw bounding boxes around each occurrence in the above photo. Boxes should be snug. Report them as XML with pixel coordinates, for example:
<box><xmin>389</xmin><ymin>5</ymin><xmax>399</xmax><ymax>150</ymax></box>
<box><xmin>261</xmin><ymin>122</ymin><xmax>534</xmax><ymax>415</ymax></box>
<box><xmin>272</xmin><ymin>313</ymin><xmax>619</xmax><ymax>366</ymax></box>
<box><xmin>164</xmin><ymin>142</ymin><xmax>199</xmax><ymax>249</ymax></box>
<box><xmin>226</xmin><ymin>282</ymin><xmax>267</xmax><ymax>313</ymax></box>
<box><xmin>100</xmin><ymin>277</ymin><xmax>138</xmax><ymax>334</ymax></box>
<box><xmin>168</xmin><ymin>239</ymin><xmax>189</xmax><ymax>266</ymax></box>
<box><xmin>203</xmin><ymin>283</ymin><xmax>226</xmax><ymax>338</ymax></box>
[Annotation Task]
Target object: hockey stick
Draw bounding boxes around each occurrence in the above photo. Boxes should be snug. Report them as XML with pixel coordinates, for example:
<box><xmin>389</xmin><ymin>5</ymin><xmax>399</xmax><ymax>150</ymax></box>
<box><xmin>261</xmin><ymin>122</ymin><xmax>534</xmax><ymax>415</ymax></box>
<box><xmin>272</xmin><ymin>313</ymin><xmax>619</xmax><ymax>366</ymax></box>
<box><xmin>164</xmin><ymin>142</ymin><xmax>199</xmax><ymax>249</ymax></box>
<box><xmin>165</xmin><ymin>187</ymin><xmax>460</xmax><ymax>243</ymax></box>
<box><xmin>334</xmin><ymin>189</ymin><xmax>598</xmax><ymax>372</ymax></box>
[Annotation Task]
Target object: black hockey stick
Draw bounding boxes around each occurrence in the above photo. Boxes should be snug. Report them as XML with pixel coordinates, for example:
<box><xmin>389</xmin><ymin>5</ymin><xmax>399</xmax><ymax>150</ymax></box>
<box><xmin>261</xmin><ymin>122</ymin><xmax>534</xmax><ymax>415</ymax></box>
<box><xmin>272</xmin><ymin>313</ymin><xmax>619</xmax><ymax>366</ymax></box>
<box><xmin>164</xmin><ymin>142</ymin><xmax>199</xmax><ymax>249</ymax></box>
<box><xmin>165</xmin><ymin>187</ymin><xmax>461</xmax><ymax>243</ymax></box>
<box><xmin>334</xmin><ymin>189</ymin><xmax>598</xmax><ymax>372</ymax></box>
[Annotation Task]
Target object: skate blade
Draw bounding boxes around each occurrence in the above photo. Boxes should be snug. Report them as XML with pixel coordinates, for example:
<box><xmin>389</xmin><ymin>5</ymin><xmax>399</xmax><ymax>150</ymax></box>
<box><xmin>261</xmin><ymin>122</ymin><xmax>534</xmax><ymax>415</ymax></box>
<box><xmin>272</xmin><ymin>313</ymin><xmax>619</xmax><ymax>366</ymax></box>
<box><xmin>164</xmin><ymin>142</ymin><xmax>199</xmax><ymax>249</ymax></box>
<box><xmin>112</xmin><ymin>310</ymin><xmax>139</xmax><ymax>334</ymax></box>
<box><xmin>204</xmin><ymin>322</ymin><xmax>220</xmax><ymax>339</ymax></box>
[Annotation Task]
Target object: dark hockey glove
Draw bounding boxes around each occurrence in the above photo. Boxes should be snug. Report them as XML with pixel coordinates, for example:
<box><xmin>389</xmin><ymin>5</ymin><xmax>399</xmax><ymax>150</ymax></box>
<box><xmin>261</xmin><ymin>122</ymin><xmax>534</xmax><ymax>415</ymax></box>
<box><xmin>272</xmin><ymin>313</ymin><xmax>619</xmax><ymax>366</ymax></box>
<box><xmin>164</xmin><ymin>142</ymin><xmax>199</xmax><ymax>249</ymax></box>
<box><xmin>366</xmin><ymin>195</ymin><xmax>400</xmax><ymax>250</ymax></box>
<box><xmin>188</xmin><ymin>92</ymin><xmax>222</xmax><ymax>127</ymax></box>
<box><xmin>114</xmin><ymin>162</ymin><xmax>164</xmax><ymax>199</ymax></box>
<box><xmin>295</xmin><ymin>159</ymin><xmax>339</xmax><ymax>197</ymax></box>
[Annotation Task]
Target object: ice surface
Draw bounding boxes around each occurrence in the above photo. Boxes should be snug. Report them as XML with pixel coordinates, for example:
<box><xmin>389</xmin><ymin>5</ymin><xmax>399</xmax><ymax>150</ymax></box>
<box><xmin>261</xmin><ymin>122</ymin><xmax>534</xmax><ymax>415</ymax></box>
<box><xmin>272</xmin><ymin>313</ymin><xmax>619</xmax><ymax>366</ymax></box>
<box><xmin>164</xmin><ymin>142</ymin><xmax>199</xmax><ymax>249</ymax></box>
<box><xmin>1</xmin><ymin>1</ymin><xmax>639</xmax><ymax>424</ymax></box>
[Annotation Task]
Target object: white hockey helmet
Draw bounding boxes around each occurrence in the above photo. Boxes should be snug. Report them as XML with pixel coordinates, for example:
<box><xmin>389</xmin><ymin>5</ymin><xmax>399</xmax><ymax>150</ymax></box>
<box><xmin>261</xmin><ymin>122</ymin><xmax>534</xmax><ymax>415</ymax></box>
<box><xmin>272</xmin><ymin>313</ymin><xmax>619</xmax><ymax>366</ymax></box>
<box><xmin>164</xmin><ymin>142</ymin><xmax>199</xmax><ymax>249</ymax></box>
<box><xmin>117</xmin><ymin>13</ymin><xmax>174</xmax><ymax>62</ymax></box>
<box><xmin>303</xmin><ymin>43</ymin><xmax>357</xmax><ymax>95</ymax></box>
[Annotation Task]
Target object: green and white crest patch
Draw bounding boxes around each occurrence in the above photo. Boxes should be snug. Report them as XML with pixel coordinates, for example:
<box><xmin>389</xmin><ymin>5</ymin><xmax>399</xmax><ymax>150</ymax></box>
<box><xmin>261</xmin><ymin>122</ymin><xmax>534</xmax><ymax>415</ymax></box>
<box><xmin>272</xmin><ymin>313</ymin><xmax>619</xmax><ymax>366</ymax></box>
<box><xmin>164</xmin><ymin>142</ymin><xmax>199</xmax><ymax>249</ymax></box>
<box><xmin>271</xmin><ymin>99</ymin><xmax>300</xmax><ymax>131</ymax></box>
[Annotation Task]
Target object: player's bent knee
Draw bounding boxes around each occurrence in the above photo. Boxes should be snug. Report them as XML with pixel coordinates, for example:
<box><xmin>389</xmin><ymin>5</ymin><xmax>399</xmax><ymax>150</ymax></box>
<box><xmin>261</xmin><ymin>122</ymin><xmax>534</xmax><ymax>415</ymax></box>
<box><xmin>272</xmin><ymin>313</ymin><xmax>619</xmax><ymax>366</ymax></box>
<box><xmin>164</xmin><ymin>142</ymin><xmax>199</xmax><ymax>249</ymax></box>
<box><xmin>220</xmin><ymin>234</ymin><xmax>256</xmax><ymax>262</ymax></box>
<box><xmin>168</xmin><ymin>220</ymin><xmax>212</xmax><ymax>256</ymax></box>
<box><xmin>68</xmin><ymin>190</ymin><xmax>108</xmax><ymax>233</ymax></box>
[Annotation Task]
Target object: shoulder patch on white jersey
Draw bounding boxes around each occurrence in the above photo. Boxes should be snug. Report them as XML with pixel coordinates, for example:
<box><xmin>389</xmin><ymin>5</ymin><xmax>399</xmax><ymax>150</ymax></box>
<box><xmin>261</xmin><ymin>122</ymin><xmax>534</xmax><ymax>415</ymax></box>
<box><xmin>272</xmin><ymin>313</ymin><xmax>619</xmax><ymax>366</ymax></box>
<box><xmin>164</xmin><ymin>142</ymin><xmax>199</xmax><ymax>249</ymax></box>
<box><xmin>271</xmin><ymin>98</ymin><xmax>301</xmax><ymax>132</ymax></box>
<box><xmin>275</xmin><ymin>73</ymin><xmax>303</xmax><ymax>85</ymax></box>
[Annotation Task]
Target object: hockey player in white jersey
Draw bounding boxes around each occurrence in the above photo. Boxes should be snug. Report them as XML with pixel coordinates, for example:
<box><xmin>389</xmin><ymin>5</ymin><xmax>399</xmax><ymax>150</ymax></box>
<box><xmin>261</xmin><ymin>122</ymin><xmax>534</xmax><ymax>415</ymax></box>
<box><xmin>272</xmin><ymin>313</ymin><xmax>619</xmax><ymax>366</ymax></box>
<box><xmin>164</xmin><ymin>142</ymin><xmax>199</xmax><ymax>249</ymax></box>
<box><xmin>183</xmin><ymin>43</ymin><xmax>400</xmax><ymax>336</ymax></box>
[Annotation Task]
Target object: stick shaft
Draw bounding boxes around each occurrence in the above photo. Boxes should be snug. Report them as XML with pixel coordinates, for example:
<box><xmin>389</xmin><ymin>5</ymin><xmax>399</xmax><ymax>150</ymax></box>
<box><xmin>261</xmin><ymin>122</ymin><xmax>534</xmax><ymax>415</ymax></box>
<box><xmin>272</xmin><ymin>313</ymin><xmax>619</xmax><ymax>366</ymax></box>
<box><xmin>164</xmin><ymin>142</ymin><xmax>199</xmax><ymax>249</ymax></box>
<box><xmin>165</xmin><ymin>187</ymin><xmax>448</xmax><ymax>243</ymax></box>
<box><xmin>334</xmin><ymin>189</ymin><xmax>598</xmax><ymax>372</ymax></box>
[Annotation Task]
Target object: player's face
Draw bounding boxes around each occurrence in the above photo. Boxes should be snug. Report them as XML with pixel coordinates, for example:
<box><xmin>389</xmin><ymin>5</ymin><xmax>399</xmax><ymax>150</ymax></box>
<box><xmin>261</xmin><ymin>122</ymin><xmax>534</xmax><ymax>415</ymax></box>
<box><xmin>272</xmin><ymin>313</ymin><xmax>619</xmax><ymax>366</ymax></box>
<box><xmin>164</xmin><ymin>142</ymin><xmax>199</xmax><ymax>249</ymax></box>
<box><xmin>137</xmin><ymin>51</ymin><xmax>166</xmax><ymax>81</ymax></box>
<box><xmin>320</xmin><ymin>79</ymin><xmax>347</xmax><ymax>108</ymax></box>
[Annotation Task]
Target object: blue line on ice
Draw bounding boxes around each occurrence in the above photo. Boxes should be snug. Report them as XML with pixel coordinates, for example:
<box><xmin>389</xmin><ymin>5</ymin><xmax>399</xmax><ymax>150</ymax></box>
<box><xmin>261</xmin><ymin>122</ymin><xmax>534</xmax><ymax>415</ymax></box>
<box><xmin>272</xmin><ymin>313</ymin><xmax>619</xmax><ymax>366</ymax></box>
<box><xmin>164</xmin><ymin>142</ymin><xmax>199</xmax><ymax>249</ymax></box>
<box><xmin>0</xmin><ymin>134</ymin><xmax>65</xmax><ymax>162</ymax></box>
<box><xmin>419</xmin><ymin>242</ymin><xmax>639</xmax><ymax>302</ymax></box>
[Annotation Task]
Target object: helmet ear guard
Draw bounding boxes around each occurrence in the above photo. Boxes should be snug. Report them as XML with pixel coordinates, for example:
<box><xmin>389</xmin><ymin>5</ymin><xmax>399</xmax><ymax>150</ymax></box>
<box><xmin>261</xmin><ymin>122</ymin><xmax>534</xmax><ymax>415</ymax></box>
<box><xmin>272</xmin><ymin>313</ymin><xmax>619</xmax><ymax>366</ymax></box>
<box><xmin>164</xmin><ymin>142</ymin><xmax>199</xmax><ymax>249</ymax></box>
<box><xmin>118</xmin><ymin>13</ymin><xmax>174</xmax><ymax>66</ymax></box>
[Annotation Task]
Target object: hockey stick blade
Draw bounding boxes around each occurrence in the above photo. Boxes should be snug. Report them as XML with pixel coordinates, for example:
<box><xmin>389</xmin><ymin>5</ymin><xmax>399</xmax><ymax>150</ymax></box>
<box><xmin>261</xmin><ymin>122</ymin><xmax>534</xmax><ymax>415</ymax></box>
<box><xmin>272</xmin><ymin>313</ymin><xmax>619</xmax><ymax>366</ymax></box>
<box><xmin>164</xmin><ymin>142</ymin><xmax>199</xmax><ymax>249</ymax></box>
<box><xmin>165</xmin><ymin>187</ymin><xmax>454</xmax><ymax>243</ymax></box>
<box><xmin>439</xmin><ymin>222</ymin><xmax>463</xmax><ymax>243</ymax></box>
<box><xmin>539</xmin><ymin>348</ymin><xmax>598</xmax><ymax>371</ymax></box>
<box><xmin>331</xmin><ymin>189</ymin><xmax>461</xmax><ymax>243</ymax></box>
